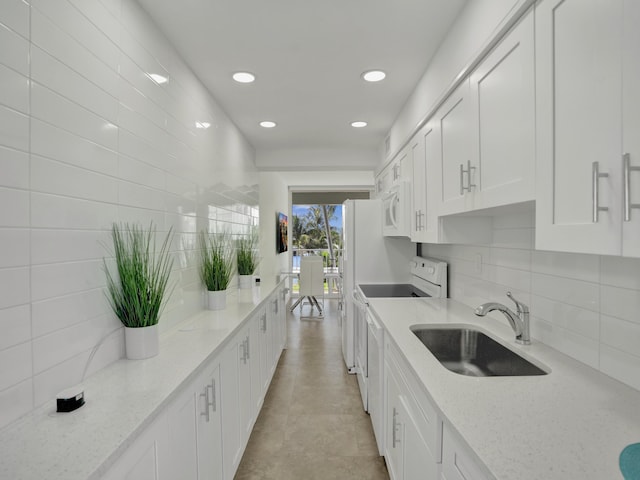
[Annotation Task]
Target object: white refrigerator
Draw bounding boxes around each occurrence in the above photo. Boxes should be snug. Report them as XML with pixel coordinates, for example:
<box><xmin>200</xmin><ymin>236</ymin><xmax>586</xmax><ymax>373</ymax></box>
<box><xmin>341</xmin><ymin>199</ymin><xmax>414</xmax><ymax>371</ymax></box>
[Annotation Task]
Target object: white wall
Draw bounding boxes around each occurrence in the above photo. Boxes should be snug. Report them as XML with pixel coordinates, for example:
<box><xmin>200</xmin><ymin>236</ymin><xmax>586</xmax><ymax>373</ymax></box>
<box><xmin>281</xmin><ymin>170</ymin><xmax>374</xmax><ymax>190</ymax></box>
<box><xmin>258</xmin><ymin>172</ymin><xmax>289</xmax><ymax>279</ymax></box>
<box><xmin>0</xmin><ymin>0</ymin><xmax>259</xmax><ymax>429</ymax></box>
<box><xmin>257</xmin><ymin>146</ymin><xmax>379</xmax><ymax>171</ymax></box>
<box><xmin>382</xmin><ymin>0</ymin><xmax>524</xmax><ymax>166</ymax></box>
<box><xmin>422</xmin><ymin>210</ymin><xmax>640</xmax><ymax>392</ymax></box>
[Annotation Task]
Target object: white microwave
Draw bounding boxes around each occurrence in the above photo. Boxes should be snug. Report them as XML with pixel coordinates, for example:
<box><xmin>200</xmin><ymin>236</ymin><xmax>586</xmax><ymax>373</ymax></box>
<box><xmin>381</xmin><ymin>181</ymin><xmax>411</xmax><ymax>237</ymax></box>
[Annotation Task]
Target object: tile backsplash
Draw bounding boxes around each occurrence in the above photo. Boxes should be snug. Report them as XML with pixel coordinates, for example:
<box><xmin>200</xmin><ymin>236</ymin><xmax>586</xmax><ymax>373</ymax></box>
<box><xmin>423</xmin><ymin>209</ymin><xmax>640</xmax><ymax>392</ymax></box>
<box><xmin>0</xmin><ymin>0</ymin><xmax>259</xmax><ymax>428</ymax></box>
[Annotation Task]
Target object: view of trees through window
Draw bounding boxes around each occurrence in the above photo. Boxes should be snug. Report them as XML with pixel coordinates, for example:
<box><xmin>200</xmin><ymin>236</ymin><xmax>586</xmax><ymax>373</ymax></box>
<box><xmin>292</xmin><ymin>204</ymin><xmax>342</xmax><ymax>270</ymax></box>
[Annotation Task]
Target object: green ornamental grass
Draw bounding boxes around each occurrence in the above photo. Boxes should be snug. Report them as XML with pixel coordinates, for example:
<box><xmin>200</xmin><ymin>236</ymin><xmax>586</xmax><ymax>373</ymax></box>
<box><xmin>199</xmin><ymin>230</ymin><xmax>234</xmax><ymax>291</ymax></box>
<box><xmin>104</xmin><ymin>223</ymin><xmax>174</xmax><ymax>328</ymax></box>
<box><xmin>237</xmin><ymin>229</ymin><xmax>259</xmax><ymax>276</ymax></box>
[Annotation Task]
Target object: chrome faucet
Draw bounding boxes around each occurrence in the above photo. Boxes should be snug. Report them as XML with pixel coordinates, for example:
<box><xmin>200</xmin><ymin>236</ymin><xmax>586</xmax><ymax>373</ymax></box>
<box><xmin>474</xmin><ymin>292</ymin><xmax>531</xmax><ymax>345</ymax></box>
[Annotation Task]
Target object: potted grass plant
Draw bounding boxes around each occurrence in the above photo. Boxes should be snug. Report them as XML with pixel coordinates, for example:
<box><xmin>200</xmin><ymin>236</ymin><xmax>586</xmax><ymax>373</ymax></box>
<box><xmin>103</xmin><ymin>222</ymin><xmax>174</xmax><ymax>360</ymax></box>
<box><xmin>199</xmin><ymin>230</ymin><xmax>234</xmax><ymax>310</ymax></box>
<box><xmin>236</xmin><ymin>229</ymin><xmax>259</xmax><ymax>289</ymax></box>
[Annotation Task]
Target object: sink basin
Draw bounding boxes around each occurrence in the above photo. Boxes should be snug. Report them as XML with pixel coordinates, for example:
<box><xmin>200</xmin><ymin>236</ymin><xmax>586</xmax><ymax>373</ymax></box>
<box><xmin>411</xmin><ymin>325</ymin><xmax>547</xmax><ymax>377</ymax></box>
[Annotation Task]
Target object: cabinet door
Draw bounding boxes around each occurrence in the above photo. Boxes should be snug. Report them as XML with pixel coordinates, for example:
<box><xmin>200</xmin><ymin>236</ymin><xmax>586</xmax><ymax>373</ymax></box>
<box><xmin>221</xmin><ymin>339</ymin><xmax>241</xmax><ymax>480</ymax></box>
<box><xmin>535</xmin><ymin>0</ymin><xmax>622</xmax><ymax>255</ymax></box>
<box><xmin>412</xmin><ymin>121</ymin><xmax>441</xmax><ymax>243</ymax></box>
<box><xmin>437</xmin><ymin>79</ymin><xmax>474</xmax><ymax>215</ymax></box>
<box><xmin>622</xmin><ymin>0</ymin><xmax>640</xmax><ymax>257</ymax></box>
<box><xmin>101</xmin><ymin>413</ymin><xmax>169</xmax><ymax>480</ymax></box>
<box><xmin>401</xmin><ymin>396</ymin><xmax>438</xmax><ymax>480</ymax></box>
<box><xmin>376</xmin><ymin>165</ymin><xmax>393</xmax><ymax>197</ymax></box>
<box><xmin>258</xmin><ymin>309</ymin><xmax>270</xmax><ymax>394</ymax></box>
<box><xmin>471</xmin><ymin>11</ymin><xmax>535</xmax><ymax>210</ymax></box>
<box><xmin>197</xmin><ymin>365</ymin><xmax>223</xmax><ymax>480</ymax></box>
<box><xmin>441</xmin><ymin>424</ymin><xmax>489</xmax><ymax>480</ymax></box>
<box><xmin>267</xmin><ymin>296</ymin><xmax>279</xmax><ymax>376</ymax></box>
<box><xmin>384</xmin><ymin>365</ymin><xmax>404</xmax><ymax>480</ymax></box>
<box><xmin>249</xmin><ymin>313</ymin><xmax>263</xmax><ymax>417</ymax></box>
<box><xmin>395</xmin><ymin>148</ymin><xmax>412</xmax><ymax>183</ymax></box>
<box><xmin>166</xmin><ymin>385</ymin><xmax>199</xmax><ymax>480</ymax></box>
<box><xmin>237</xmin><ymin>328</ymin><xmax>253</xmax><ymax>445</ymax></box>
<box><xmin>411</xmin><ymin>131</ymin><xmax>426</xmax><ymax>241</ymax></box>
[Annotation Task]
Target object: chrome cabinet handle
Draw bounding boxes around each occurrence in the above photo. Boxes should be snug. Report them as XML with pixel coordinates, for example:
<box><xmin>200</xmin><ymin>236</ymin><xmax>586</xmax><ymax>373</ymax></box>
<box><xmin>392</xmin><ymin>407</ymin><xmax>400</xmax><ymax>448</ymax></box>
<box><xmin>624</xmin><ymin>153</ymin><xmax>640</xmax><ymax>222</ymax></box>
<box><xmin>273</xmin><ymin>298</ymin><xmax>279</xmax><ymax>315</ymax></box>
<box><xmin>245</xmin><ymin>335</ymin><xmax>250</xmax><ymax>360</ymax></box>
<box><xmin>419</xmin><ymin>211</ymin><xmax>425</xmax><ymax>231</ymax></box>
<box><xmin>592</xmin><ymin>161</ymin><xmax>609</xmax><ymax>222</ymax></box>
<box><xmin>200</xmin><ymin>387</ymin><xmax>210</xmax><ymax>422</ymax></box>
<box><xmin>460</xmin><ymin>160</ymin><xmax>476</xmax><ymax>194</ymax></box>
<box><xmin>261</xmin><ymin>313</ymin><xmax>267</xmax><ymax>332</ymax></box>
<box><xmin>240</xmin><ymin>340</ymin><xmax>247</xmax><ymax>364</ymax></box>
<box><xmin>414</xmin><ymin>210</ymin><xmax>419</xmax><ymax>232</ymax></box>
<box><xmin>393</xmin><ymin>163</ymin><xmax>400</xmax><ymax>181</ymax></box>
<box><xmin>209</xmin><ymin>380</ymin><xmax>216</xmax><ymax>413</ymax></box>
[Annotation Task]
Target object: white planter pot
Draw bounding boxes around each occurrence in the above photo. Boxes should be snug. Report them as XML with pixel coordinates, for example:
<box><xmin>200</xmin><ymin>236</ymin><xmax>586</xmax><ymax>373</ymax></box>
<box><xmin>207</xmin><ymin>289</ymin><xmax>227</xmax><ymax>310</ymax></box>
<box><xmin>238</xmin><ymin>274</ymin><xmax>253</xmax><ymax>289</ymax></box>
<box><xmin>124</xmin><ymin>324</ymin><xmax>159</xmax><ymax>360</ymax></box>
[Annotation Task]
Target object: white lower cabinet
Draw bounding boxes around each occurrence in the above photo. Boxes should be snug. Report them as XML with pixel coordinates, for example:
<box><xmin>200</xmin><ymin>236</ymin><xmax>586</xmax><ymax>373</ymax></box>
<box><xmin>101</xmin><ymin>412</ymin><xmax>170</xmax><ymax>480</ymax></box>
<box><xmin>165</xmin><ymin>362</ymin><xmax>223</xmax><ymax>480</ymax></box>
<box><xmin>384</xmin><ymin>340</ymin><xmax>440</xmax><ymax>480</ymax></box>
<box><xmin>441</xmin><ymin>424</ymin><xmax>489</xmax><ymax>480</ymax></box>
<box><xmin>101</xmin><ymin>285</ymin><xmax>286</xmax><ymax>480</ymax></box>
<box><xmin>221</xmin><ymin>326</ymin><xmax>251</xmax><ymax>479</ymax></box>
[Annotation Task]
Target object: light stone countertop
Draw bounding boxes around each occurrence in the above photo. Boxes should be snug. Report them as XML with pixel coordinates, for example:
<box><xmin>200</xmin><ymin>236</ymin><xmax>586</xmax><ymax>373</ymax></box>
<box><xmin>0</xmin><ymin>278</ymin><xmax>284</xmax><ymax>480</ymax></box>
<box><xmin>367</xmin><ymin>297</ymin><xmax>640</xmax><ymax>480</ymax></box>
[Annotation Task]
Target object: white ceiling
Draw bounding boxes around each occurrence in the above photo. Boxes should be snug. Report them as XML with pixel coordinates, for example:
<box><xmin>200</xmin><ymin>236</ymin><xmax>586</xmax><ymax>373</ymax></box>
<box><xmin>136</xmin><ymin>0</ymin><xmax>467</xmax><ymax>164</ymax></box>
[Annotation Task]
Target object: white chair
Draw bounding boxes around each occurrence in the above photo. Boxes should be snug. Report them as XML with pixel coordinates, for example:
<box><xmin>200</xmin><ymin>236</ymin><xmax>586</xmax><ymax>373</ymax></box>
<box><xmin>290</xmin><ymin>256</ymin><xmax>325</xmax><ymax>316</ymax></box>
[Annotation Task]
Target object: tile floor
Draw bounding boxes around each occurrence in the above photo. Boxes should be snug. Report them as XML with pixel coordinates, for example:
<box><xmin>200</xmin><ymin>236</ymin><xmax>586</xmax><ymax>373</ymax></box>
<box><xmin>235</xmin><ymin>299</ymin><xmax>389</xmax><ymax>480</ymax></box>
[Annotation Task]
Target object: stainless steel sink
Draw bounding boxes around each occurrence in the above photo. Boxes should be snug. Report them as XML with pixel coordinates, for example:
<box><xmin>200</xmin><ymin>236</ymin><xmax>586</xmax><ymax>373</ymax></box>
<box><xmin>411</xmin><ymin>326</ymin><xmax>547</xmax><ymax>377</ymax></box>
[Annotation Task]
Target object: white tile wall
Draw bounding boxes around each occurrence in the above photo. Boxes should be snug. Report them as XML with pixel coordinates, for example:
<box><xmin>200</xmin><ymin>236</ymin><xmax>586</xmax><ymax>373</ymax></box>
<box><xmin>0</xmin><ymin>0</ymin><xmax>259</xmax><ymax>429</ymax></box>
<box><xmin>422</xmin><ymin>209</ymin><xmax>640</xmax><ymax>392</ymax></box>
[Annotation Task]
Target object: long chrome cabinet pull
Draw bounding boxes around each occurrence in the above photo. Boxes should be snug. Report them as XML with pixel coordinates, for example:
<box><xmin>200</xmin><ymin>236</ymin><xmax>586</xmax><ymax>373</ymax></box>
<box><xmin>392</xmin><ymin>407</ymin><xmax>400</xmax><ymax>448</ymax></box>
<box><xmin>240</xmin><ymin>340</ymin><xmax>247</xmax><ymax>364</ymax></box>
<box><xmin>200</xmin><ymin>387</ymin><xmax>210</xmax><ymax>422</ymax></box>
<box><xmin>209</xmin><ymin>381</ymin><xmax>216</xmax><ymax>412</ymax></box>
<box><xmin>624</xmin><ymin>153</ymin><xmax>640</xmax><ymax>221</ymax></box>
<box><xmin>592</xmin><ymin>161</ymin><xmax>609</xmax><ymax>222</ymax></box>
<box><xmin>460</xmin><ymin>160</ymin><xmax>476</xmax><ymax>195</ymax></box>
<box><xmin>245</xmin><ymin>335</ymin><xmax>250</xmax><ymax>360</ymax></box>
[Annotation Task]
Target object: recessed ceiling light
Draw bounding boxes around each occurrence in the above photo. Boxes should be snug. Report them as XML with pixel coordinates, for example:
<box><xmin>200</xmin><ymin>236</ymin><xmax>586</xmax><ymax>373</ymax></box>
<box><xmin>362</xmin><ymin>70</ymin><xmax>386</xmax><ymax>82</ymax></box>
<box><xmin>233</xmin><ymin>72</ymin><xmax>256</xmax><ymax>83</ymax></box>
<box><xmin>195</xmin><ymin>121</ymin><xmax>211</xmax><ymax>129</ymax></box>
<box><xmin>260</xmin><ymin>121</ymin><xmax>277</xmax><ymax>128</ymax></box>
<box><xmin>351</xmin><ymin>121</ymin><xmax>367</xmax><ymax>128</ymax></box>
<box><xmin>147</xmin><ymin>73</ymin><xmax>168</xmax><ymax>84</ymax></box>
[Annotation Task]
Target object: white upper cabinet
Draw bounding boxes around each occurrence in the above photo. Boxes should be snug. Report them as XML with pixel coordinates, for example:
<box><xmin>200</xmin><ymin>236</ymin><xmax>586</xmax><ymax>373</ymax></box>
<box><xmin>622</xmin><ymin>0</ymin><xmax>640</xmax><ymax>257</ymax></box>
<box><xmin>434</xmin><ymin>11</ymin><xmax>535</xmax><ymax>218</ymax></box>
<box><xmin>535</xmin><ymin>0</ymin><xmax>633</xmax><ymax>256</ymax></box>
<box><xmin>376</xmin><ymin>163</ymin><xmax>393</xmax><ymax>197</ymax></box>
<box><xmin>411</xmin><ymin>121</ymin><xmax>441</xmax><ymax>243</ymax></box>
<box><xmin>470</xmin><ymin>10</ymin><xmax>535</xmax><ymax>210</ymax></box>
<box><xmin>436</xmin><ymin>79</ymin><xmax>473</xmax><ymax>216</ymax></box>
